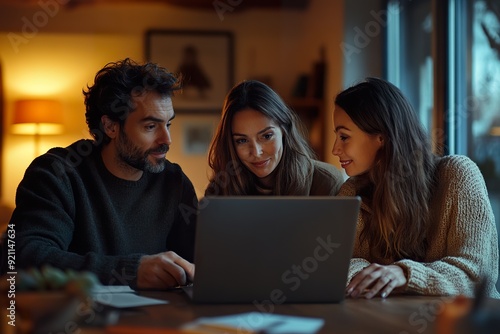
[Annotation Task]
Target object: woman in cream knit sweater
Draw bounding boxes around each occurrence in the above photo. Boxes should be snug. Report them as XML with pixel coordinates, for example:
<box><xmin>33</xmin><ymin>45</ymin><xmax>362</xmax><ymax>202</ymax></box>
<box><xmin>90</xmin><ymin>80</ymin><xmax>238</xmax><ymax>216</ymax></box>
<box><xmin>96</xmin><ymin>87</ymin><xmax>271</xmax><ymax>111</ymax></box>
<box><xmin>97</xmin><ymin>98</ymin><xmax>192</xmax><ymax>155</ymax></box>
<box><xmin>332</xmin><ymin>77</ymin><xmax>499</xmax><ymax>299</ymax></box>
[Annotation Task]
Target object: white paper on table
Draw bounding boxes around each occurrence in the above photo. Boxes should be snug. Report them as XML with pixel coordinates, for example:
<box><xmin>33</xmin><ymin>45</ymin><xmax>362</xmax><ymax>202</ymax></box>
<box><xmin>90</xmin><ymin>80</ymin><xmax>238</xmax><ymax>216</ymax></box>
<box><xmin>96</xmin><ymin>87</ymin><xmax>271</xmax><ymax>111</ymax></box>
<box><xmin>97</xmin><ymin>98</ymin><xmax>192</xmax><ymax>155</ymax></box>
<box><xmin>181</xmin><ymin>312</ymin><xmax>324</xmax><ymax>334</ymax></box>
<box><xmin>91</xmin><ymin>285</ymin><xmax>168</xmax><ymax>308</ymax></box>
<box><xmin>91</xmin><ymin>285</ymin><xmax>135</xmax><ymax>294</ymax></box>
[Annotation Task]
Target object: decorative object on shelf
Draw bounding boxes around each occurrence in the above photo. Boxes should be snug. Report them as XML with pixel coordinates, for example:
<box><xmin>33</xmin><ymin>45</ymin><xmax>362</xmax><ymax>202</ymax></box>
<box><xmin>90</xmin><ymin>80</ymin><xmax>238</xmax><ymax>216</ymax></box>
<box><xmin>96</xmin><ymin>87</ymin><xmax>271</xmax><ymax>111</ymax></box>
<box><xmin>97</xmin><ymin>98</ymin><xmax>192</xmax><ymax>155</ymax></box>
<box><xmin>289</xmin><ymin>47</ymin><xmax>328</xmax><ymax>160</ymax></box>
<box><xmin>292</xmin><ymin>74</ymin><xmax>310</xmax><ymax>98</ymax></box>
<box><xmin>292</xmin><ymin>46</ymin><xmax>326</xmax><ymax>100</ymax></box>
<box><xmin>12</xmin><ymin>99</ymin><xmax>64</xmax><ymax>156</ymax></box>
<box><xmin>146</xmin><ymin>29</ymin><xmax>234</xmax><ymax>114</ymax></box>
<box><xmin>310</xmin><ymin>46</ymin><xmax>326</xmax><ymax>99</ymax></box>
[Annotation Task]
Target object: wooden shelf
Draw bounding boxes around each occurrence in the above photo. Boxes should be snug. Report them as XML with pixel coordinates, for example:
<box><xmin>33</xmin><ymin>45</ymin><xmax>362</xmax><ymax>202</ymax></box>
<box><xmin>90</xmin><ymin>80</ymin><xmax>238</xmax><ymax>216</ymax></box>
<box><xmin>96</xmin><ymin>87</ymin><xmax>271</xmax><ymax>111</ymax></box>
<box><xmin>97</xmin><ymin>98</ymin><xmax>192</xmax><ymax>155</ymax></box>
<box><xmin>288</xmin><ymin>48</ymin><xmax>327</xmax><ymax>160</ymax></box>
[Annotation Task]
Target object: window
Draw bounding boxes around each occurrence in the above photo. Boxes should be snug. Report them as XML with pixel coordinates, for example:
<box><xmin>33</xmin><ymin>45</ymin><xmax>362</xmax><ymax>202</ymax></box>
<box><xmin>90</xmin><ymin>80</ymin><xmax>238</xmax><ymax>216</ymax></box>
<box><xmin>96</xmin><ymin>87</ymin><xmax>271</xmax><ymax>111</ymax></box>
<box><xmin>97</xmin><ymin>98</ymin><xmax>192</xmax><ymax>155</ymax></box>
<box><xmin>470</xmin><ymin>0</ymin><xmax>500</xmax><ymax>223</ymax></box>
<box><xmin>387</xmin><ymin>0</ymin><xmax>500</xmax><ymax>288</ymax></box>
<box><xmin>387</xmin><ymin>0</ymin><xmax>433</xmax><ymax>133</ymax></box>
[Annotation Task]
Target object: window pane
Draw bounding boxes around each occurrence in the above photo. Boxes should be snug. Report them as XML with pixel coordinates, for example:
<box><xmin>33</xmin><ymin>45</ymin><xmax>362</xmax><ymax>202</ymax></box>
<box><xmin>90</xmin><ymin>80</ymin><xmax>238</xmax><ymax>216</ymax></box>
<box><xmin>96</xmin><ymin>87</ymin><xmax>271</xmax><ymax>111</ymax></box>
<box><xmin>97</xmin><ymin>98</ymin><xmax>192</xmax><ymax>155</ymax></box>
<box><xmin>387</xmin><ymin>0</ymin><xmax>433</xmax><ymax>132</ymax></box>
<box><xmin>470</xmin><ymin>0</ymin><xmax>500</xmax><ymax>290</ymax></box>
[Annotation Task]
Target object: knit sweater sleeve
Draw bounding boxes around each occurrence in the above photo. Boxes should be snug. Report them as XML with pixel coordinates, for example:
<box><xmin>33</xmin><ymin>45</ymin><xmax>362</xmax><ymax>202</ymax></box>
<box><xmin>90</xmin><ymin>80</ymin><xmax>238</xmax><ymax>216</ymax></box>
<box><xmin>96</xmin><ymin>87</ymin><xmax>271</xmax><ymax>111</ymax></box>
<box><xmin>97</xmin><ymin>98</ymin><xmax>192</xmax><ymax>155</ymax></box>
<box><xmin>3</xmin><ymin>153</ymin><xmax>143</xmax><ymax>285</ymax></box>
<box><xmin>395</xmin><ymin>156</ymin><xmax>500</xmax><ymax>297</ymax></box>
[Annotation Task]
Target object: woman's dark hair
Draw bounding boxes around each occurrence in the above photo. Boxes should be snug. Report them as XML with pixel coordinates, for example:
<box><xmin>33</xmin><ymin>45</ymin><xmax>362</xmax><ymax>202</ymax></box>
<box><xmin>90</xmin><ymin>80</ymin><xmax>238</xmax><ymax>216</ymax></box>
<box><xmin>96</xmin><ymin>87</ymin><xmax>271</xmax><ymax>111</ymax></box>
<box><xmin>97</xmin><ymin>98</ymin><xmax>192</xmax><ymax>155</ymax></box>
<box><xmin>335</xmin><ymin>77</ymin><xmax>437</xmax><ymax>260</ymax></box>
<box><xmin>207</xmin><ymin>80</ymin><xmax>315</xmax><ymax>195</ymax></box>
<box><xmin>83</xmin><ymin>58</ymin><xmax>180</xmax><ymax>147</ymax></box>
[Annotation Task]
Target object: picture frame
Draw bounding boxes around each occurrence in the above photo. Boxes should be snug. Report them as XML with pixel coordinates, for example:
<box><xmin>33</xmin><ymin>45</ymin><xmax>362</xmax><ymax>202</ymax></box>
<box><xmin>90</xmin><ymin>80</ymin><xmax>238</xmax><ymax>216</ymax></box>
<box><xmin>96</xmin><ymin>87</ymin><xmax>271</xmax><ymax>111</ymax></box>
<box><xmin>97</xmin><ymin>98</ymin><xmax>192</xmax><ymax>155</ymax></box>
<box><xmin>145</xmin><ymin>29</ymin><xmax>234</xmax><ymax>113</ymax></box>
<box><xmin>182</xmin><ymin>120</ymin><xmax>214</xmax><ymax>155</ymax></box>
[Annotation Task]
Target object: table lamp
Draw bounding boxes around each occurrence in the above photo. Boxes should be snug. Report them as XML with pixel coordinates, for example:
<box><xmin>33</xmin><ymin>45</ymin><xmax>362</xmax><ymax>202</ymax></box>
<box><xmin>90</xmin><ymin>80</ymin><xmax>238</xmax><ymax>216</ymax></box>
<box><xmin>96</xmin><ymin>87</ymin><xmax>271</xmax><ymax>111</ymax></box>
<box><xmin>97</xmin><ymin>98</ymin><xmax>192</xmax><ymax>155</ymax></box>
<box><xmin>12</xmin><ymin>99</ymin><xmax>64</xmax><ymax>156</ymax></box>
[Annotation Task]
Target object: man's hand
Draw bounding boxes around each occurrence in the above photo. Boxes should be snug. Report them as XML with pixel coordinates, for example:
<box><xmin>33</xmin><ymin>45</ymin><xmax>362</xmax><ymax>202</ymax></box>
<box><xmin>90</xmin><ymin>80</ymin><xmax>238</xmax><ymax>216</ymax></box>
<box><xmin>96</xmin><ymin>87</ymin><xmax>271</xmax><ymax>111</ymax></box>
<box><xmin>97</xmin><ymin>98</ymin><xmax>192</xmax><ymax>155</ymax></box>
<box><xmin>346</xmin><ymin>263</ymin><xmax>407</xmax><ymax>299</ymax></box>
<box><xmin>137</xmin><ymin>251</ymin><xmax>195</xmax><ymax>289</ymax></box>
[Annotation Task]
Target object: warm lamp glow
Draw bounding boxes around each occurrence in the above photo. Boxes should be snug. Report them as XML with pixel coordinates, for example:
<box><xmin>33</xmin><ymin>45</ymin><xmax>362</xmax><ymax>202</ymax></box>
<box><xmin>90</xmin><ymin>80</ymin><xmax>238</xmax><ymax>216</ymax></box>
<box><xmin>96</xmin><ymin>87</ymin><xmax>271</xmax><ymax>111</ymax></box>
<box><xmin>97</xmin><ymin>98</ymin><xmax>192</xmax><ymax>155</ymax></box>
<box><xmin>12</xmin><ymin>99</ymin><xmax>64</xmax><ymax>157</ymax></box>
<box><xmin>12</xmin><ymin>99</ymin><xmax>64</xmax><ymax>135</ymax></box>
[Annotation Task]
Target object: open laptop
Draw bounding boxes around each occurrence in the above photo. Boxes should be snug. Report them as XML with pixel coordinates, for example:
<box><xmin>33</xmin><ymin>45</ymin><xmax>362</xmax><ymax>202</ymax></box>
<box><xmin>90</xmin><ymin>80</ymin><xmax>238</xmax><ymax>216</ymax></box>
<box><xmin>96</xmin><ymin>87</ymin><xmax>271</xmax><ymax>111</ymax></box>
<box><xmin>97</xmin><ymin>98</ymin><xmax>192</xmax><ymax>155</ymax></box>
<box><xmin>184</xmin><ymin>196</ymin><xmax>361</xmax><ymax>304</ymax></box>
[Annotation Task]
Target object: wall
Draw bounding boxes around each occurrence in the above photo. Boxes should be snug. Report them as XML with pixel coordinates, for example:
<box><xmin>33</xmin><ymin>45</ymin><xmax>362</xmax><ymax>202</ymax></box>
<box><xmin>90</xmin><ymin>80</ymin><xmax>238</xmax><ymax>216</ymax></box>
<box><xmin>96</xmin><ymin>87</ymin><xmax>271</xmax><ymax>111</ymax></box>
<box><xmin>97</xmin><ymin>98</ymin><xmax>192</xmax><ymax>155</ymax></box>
<box><xmin>342</xmin><ymin>0</ymin><xmax>385</xmax><ymax>86</ymax></box>
<box><xmin>0</xmin><ymin>0</ymin><xmax>345</xmax><ymax>206</ymax></box>
<box><xmin>0</xmin><ymin>33</ymin><xmax>143</xmax><ymax>206</ymax></box>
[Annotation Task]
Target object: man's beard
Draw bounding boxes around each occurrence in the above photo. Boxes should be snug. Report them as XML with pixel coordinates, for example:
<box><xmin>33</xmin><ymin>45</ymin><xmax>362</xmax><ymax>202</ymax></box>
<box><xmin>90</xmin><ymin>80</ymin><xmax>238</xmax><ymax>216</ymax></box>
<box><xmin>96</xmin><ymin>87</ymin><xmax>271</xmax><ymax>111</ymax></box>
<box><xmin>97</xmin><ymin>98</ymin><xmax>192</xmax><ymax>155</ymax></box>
<box><xmin>116</xmin><ymin>130</ymin><xmax>169</xmax><ymax>173</ymax></box>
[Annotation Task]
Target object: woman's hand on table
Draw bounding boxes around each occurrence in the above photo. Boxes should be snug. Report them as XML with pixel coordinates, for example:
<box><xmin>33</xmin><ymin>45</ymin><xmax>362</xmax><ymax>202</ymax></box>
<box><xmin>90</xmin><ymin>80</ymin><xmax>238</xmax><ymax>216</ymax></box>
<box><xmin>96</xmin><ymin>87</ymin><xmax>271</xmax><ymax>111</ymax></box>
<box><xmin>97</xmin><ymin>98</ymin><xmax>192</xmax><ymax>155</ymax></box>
<box><xmin>346</xmin><ymin>263</ymin><xmax>407</xmax><ymax>299</ymax></box>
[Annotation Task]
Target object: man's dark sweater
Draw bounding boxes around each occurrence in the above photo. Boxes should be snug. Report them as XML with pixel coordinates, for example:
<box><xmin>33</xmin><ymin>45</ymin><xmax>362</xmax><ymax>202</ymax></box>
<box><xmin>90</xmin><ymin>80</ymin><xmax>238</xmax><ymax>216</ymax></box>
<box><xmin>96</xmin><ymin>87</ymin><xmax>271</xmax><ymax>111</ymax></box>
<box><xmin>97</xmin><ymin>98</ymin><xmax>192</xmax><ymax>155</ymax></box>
<box><xmin>1</xmin><ymin>139</ymin><xmax>198</xmax><ymax>286</ymax></box>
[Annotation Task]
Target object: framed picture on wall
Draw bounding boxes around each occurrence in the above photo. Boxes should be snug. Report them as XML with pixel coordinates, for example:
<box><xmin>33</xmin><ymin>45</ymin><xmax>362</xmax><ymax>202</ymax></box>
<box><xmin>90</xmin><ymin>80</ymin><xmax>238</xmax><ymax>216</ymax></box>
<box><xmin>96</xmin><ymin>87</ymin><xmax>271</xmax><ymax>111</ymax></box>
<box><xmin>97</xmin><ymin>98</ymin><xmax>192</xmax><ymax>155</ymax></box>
<box><xmin>145</xmin><ymin>29</ymin><xmax>234</xmax><ymax>113</ymax></box>
<box><xmin>182</xmin><ymin>120</ymin><xmax>214</xmax><ymax>155</ymax></box>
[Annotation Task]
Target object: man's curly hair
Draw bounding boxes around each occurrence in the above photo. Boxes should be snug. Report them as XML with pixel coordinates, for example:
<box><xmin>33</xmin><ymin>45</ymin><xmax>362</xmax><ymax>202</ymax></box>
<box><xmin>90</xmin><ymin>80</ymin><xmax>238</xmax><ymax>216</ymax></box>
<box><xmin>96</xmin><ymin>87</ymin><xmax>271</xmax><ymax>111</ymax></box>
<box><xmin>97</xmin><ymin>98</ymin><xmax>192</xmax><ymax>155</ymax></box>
<box><xmin>83</xmin><ymin>58</ymin><xmax>181</xmax><ymax>147</ymax></box>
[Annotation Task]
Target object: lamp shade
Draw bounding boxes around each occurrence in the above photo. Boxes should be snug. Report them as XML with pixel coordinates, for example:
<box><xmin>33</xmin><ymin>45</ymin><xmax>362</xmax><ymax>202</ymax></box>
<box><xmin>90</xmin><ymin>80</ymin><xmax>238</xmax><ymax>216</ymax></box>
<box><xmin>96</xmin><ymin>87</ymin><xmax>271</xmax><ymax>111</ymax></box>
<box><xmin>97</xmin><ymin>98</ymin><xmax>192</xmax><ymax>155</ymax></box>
<box><xmin>12</xmin><ymin>99</ymin><xmax>63</xmax><ymax>135</ymax></box>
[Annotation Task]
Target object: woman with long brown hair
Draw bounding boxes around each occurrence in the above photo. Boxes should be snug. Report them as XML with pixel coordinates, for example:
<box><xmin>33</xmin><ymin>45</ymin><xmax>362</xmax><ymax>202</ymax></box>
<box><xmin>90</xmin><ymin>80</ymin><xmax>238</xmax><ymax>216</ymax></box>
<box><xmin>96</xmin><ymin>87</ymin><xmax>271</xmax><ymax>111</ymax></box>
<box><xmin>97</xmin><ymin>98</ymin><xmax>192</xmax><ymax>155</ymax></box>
<box><xmin>333</xmin><ymin>77</ymin><xmax>499</xmax><ymax>299</ymax></box>
<box><xmin>206</xmin><ymin>80</ymin><xmax>344</xmax><ymax>196</ymax></box>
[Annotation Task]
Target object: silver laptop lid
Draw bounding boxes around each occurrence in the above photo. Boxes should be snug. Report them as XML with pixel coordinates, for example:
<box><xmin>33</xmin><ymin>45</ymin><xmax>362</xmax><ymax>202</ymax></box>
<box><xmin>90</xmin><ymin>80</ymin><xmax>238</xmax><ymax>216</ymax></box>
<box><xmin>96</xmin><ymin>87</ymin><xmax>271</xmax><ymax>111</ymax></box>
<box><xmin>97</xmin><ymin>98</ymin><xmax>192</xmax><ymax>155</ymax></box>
<box><xmin>192</xmin><ymin>196</ymin><xmax>361</xmax><ymax>304</ymax></box>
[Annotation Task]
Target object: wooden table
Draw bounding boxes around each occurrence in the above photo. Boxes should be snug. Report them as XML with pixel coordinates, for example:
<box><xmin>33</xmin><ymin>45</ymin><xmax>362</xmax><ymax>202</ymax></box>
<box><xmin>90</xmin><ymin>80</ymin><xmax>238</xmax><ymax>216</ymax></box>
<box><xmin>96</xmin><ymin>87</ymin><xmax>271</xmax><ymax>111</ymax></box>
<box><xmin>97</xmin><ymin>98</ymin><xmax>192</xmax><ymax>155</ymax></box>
<box><xmin>78</xmin><ymin>290</ymin><xmax>500</xmax><ymax>334</ymax></box>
